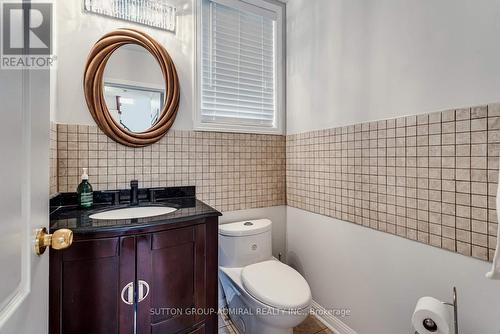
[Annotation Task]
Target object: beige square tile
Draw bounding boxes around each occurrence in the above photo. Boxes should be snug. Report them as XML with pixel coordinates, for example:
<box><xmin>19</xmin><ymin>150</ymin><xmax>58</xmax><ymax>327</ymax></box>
<box><xmin>442</xmin><ymin>109</ymin><xmax>455</xmax><ymax>122</ymax></box>
<box><xmin>471</xmin><ymin>105</ymin><xmax>487</xmax><ymax>119</ymax></box>
<box><xmin>471</xmin><ymin>118</ymin><xmax>487</xmax><ymax>131</ymax></box>
<box><xmin>455</xmin><ymin>120</ymin><xmax>470</xmax><ymax>132</ymax></box>
<box><xmin>488</xmin><ymin>117</ymin><xmax>500</xmax><ymax>130</ymax></box>
<box><xmin>472</xmin><ymin>245</ymin><xmax>488</xmax><ymax>260</ymax></box>
<box><xmin>456</xmin><ymin>108</ymin><xmax>470</xmax><ymax>120</ymax></box>
<box><xmin>457</xmin><ymin>242</ymin><xmax>471</xmax><ymax>256</ymax></box>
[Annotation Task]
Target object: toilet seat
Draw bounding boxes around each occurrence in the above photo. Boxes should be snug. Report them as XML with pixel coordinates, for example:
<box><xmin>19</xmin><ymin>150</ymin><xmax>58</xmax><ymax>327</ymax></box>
<box><xmin>241</xmin><ymin>260</ymin><xmax>311</xmax><ymax>310</ymax></box>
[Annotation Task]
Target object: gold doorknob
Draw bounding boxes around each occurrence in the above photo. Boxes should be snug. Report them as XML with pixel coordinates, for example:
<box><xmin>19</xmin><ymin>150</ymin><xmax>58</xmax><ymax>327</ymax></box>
<box><xmin>35</xmin><ymin>227</ymin><xmax>73</xmax><ymax>255</ymax></box>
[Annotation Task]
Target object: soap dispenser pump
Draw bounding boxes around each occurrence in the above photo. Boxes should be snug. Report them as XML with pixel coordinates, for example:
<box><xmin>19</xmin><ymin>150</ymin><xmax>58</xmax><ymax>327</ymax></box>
<box><xmin>77</xmin><ymin>168</ymin><xmax>93</xmax><ymax>208</ymax></box>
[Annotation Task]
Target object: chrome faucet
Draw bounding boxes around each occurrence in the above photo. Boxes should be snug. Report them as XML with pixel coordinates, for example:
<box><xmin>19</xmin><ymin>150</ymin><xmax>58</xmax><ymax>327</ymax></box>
<box><xmin>130</xmin><ymin>180</ymin><xmax>139</xmax><ymax>206</ymax></box>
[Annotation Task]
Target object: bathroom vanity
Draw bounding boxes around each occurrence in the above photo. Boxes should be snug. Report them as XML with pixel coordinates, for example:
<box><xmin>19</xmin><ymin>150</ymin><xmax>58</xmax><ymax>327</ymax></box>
<box><xmin>49</xmin><ymin>186</ymin><xmax>221</xmax><ymax>334</ymax></box>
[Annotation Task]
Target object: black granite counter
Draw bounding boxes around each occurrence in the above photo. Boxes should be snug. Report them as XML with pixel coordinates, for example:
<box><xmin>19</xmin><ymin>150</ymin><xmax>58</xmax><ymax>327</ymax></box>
<box><xmin>50</xmin><ymin>186</ymin><xmax>221</xmax><ymax>235</ymax></box>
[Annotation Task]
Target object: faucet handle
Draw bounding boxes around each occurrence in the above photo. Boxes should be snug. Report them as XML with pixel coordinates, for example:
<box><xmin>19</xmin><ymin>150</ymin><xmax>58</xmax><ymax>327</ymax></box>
<box><xmin>130</xmin><ymin>180</ymin><xmax>138</xmax><ymax>188</ymax></box>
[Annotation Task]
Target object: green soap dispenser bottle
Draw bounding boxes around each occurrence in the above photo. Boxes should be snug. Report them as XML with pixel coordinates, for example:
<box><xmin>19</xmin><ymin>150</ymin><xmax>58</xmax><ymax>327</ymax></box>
<box><xmin>77</xmin><ymin>168</ymin><xmax>93</xmax><ymax>208</ymax></box>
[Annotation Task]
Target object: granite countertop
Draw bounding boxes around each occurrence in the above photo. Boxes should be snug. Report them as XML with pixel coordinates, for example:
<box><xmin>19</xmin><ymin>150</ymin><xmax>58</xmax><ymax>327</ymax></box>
<box><xmin>49</xmin><ymin>186</ymin><xmax>221</xmax><ymax>235</ymax></box>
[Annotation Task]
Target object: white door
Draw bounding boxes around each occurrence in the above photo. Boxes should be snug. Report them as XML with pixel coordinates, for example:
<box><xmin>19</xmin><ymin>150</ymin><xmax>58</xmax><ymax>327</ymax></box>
<box><xmin>0</xmin><ymin>61</ymin><xmax>51</xmax><ymax>331</ymax></box>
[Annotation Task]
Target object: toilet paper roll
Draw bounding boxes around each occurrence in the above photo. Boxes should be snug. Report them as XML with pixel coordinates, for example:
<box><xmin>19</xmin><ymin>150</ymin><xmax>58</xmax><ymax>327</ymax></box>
<box><xmin>412</xmin><ymin>297</ymin><xmax>451</xmax><ymax>334</ymax></box>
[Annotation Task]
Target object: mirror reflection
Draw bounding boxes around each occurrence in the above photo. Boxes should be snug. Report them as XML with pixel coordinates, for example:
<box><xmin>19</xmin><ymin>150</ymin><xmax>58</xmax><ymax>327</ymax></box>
<box><xmin>103</xmin><ymin>44</ymin><xmax>165</xmax><ymax>133</ymax></box>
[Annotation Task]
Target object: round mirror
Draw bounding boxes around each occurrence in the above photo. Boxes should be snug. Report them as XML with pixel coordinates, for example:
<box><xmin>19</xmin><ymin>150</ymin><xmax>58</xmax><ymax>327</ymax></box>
<box><xmin>84</xmin><ymin>29</ymin><xmax>179</xmax><ymax>147</ymax></box>
<box><xmin>103</xmin><ymin>45</ymin><xmax>165</xmax><ymax>133</ymax></box>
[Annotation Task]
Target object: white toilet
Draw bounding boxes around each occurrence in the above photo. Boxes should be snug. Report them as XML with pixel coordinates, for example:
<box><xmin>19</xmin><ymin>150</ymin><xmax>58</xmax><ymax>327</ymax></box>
<box><xmin>218</xmin><ymin>219</ymin><xmax>312</xmax><ymax>334</ymax></box>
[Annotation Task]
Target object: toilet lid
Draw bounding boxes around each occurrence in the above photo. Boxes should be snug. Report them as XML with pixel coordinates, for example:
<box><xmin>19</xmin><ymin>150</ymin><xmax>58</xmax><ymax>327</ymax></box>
<box><xmin>241</xmin><ymin>260</ymin><xmax>311</xmax><ymax>310</ymax></box>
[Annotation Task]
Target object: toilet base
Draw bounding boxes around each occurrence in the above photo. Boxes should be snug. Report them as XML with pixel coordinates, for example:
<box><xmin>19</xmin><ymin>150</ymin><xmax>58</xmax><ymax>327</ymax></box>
<box><xmin>224</xmin><ymin>292</ymin><xmax>297</xmax><ymax>334</ymax></box>
<box><xmin>220</xmin><ymin>270</ymin><xmax>309</xmax><ymax>334</ymax></box>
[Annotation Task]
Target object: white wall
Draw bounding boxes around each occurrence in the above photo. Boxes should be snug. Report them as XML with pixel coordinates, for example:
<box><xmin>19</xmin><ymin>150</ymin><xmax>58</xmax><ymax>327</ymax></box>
<box><xmin>286</xmin><ymin>1</ymin><xmax>500</xmax><ymax>333</ymax></box>
<box><xmin>287</xmin><ymin>0</ymin><xmax>500</xmax><ymax>134</ymax></box>
<box><xmin>54</xmin><ymin>0</ymin><xmax>194</xmax><ymax>129</ymax></box>
<box><xmin>287</xmin><ymin>207</ymin><xmax>500</xmax><ymax>334</ymax></box>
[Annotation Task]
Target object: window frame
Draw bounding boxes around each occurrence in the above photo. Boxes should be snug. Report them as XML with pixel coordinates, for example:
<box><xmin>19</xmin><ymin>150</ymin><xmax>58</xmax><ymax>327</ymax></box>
<box><xmin>193</xmin><ymin>0</ymin><xmax>285</xmax><ymax>135</ymax></box>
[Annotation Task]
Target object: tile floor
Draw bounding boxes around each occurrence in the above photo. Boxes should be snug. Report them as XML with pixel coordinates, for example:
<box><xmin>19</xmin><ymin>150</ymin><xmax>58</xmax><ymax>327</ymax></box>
<box><xmin>218</xmin><ymin>311</ymin><xmax>335</xmax><ymax>334</ymax></box>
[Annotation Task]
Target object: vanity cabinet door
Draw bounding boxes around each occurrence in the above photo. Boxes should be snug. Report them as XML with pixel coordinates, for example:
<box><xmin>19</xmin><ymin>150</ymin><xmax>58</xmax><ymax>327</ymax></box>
<box><xmin>136</xmin><ymin>224</ymin><xmax>208</xmax><ymax>334</ymax></box>
<box><xmin>49</xmin><ymin>236</ymin><xmax>136</xmax><ymax>334</ymax></box>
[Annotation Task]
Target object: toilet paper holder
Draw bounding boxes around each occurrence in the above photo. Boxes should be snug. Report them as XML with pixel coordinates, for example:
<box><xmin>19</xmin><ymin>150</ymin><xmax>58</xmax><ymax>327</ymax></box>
<box><xmin>415</xmin><ymin>287</ymin><xmax>458</xmax><ymax>334</ymax></box>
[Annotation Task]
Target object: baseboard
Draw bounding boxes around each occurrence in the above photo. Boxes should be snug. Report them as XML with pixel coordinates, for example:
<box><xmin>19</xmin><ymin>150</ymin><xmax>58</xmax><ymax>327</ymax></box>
<box><xmin>311</xmin><ymin>300</ymin><xmax>358</xmax><ymax>334</ymax></box>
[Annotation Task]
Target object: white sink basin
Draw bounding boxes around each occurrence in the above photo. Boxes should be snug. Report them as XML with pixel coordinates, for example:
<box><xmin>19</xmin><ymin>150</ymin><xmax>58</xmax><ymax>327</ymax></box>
<box><xmin>89</xmin><ymin>206</ymin><xmax>177</xmax><ymax>220</ymax></box>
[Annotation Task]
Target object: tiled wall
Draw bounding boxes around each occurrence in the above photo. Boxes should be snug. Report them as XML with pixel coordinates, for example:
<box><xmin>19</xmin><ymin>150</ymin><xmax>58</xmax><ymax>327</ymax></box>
<box><xmin>53</xmin><ymin>124</ymin><xmax>286</xmax><ymax>212</ymax></box>
<box><xmin>287</xmin><ymin>103</ymin><xmax>500</xmax><ymax>261</ymax></box>
<box><xmin>50</xmin><ymin>102</ymin><xmax>500</xmax><ymax>261</ymax></box>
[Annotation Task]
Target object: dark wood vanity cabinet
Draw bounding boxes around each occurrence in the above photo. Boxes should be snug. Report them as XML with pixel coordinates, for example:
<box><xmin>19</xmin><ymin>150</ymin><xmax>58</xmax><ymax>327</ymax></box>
<box><xmin>49</xmin><ymin>217</ymin><xmax>218</xmax><ymax>334</ymax></box>
<box><xmin>136</xmin><ymin>225</ymin><xmax>209</xmax><ymax>333</ymax></box>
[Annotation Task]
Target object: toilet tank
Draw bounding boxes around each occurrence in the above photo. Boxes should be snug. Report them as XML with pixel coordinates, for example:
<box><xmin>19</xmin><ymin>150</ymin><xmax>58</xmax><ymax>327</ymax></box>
<box><xmin>219</xmin><ymin>219</ymin><xmax>272</xmax><ymax>268</ymax></box>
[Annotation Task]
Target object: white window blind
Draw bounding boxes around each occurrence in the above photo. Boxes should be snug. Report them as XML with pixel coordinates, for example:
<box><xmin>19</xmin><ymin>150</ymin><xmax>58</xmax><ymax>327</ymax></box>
<box><xmin>200</xmin><ymin>0</ymin><xmax>277</xmax><ymax>128</ymax></box>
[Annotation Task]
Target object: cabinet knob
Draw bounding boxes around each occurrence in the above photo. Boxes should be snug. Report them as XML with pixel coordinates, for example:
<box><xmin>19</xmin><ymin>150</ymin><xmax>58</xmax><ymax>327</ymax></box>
<box><xmin>138</xmin><ymin>280</ymin><xmax>150</xmax><ymax>303</ymax></box>
<box><xmin>121</xmin><ymin>282</ymin><xmax>134</xmax><ymax>305</ymax></box>
<box><xmin>34</xmin><ymin>227</ymin><xmax>73</xmax><ymax>255</ymax></box>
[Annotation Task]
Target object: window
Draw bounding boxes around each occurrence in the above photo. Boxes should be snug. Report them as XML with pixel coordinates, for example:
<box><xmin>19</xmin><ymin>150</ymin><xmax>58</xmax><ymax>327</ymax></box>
<box><xmin>195</xmin><ymin>0</ymin><xmax>284</xmax><ymax>134</ymax></box>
